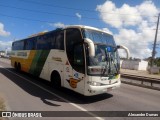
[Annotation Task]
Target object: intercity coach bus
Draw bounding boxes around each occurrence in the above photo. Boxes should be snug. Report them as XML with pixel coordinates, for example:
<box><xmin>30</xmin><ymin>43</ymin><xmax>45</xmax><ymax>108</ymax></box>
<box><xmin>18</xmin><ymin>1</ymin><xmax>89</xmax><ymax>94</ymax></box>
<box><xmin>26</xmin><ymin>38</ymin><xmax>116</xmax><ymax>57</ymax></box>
<box><xmin>11</xmin><ymin>25</ymin><xmax>129</xmax><ymax>96</ymax></box>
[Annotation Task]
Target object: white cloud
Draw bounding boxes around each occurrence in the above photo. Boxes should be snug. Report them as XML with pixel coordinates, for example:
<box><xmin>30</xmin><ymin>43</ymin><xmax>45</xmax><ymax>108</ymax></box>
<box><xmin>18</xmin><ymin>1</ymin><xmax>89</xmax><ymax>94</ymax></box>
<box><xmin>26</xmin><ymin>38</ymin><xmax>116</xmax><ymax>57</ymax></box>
<box><xmin>0</xmin><ymin>23</ymin><xmax>10</xmax><ymax>37</ymax></box>
<box><xmin>138</xmin><ymin>1</ymin><xmax>158</xmax><ymax>18</ymax></box>
<box><xmin>75</xmin><ymin>13</ymin><xmax>82</xmax><ymax>20</ymax></box>
<box><xmin>49</xmin><ymin>22</ymin><xmax>66</xmax><ymax>28</ymax></box>
<box><xmin>96</xmin><ymin>1</ymin><xmax>122</xmax><ymax>28</ymax></box>
<box><xmin>0</xmin><ymin>40</ymin><xmax>12</xmax><ymax>50</ymax></box>
<box><xmin>114</xmin><ymin>28</ymin><xmax>152</xmax><ymax>59</ymax></box>
<box><xmin>96</xmin><ymin>1</ymin><xmax>159</xmax><ymax>59</ymax></box>
<box><xmin>96</xmin><ymin>1</ymin><xmax>158</xmax><ymax>28</ymax></box>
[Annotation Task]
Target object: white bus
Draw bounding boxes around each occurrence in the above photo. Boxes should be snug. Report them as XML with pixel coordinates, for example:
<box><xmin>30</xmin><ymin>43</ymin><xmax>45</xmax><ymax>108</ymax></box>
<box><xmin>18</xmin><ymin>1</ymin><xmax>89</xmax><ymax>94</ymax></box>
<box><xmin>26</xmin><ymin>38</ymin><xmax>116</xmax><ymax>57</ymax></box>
<box><xmin>11</xmin><ymin>25</ymin><xmax>129</xmax><ymax>96</ymax></box>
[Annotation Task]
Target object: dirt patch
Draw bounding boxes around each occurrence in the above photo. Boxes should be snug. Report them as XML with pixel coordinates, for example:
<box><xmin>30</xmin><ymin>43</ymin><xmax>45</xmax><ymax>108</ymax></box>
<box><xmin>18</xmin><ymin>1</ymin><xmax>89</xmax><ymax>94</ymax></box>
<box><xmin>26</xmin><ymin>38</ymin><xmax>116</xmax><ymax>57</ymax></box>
<box><xmin>0</xmin><ymin>97</ymin><xmax>7</xmax><ymax>120</ymax></box>
<box><xmin>0</xmin><ymin>97</ymin><xmax>6</xmax><ymax>111</ymax></box>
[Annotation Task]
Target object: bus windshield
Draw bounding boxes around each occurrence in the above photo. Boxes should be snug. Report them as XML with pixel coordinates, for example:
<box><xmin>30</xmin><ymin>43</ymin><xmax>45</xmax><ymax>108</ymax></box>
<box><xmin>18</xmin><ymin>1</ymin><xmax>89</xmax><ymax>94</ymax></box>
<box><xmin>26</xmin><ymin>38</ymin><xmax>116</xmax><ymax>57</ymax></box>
<box><xmin>83</xmin><ymin>29</ymin><xmax>120</xmax><ymax>76</ymax></box>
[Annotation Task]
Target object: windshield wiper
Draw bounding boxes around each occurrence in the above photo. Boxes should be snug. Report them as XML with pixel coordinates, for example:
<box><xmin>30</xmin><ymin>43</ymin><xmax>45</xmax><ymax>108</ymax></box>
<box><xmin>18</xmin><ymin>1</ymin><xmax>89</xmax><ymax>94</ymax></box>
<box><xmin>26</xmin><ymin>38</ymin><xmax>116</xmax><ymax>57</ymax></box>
<box><xmin>110</xmin><ymin>54</ymin><xmax>119</xmax><ymax>75</ymax></box>
<box><xmin>101</xmin><ymin>50</ymin><xmax>119</xmax><ymax>76</ymax></box>
<box><xmin>101</xmin><ymin>50</ymin><xmax>111</xmax><ymax>76</ymax></box>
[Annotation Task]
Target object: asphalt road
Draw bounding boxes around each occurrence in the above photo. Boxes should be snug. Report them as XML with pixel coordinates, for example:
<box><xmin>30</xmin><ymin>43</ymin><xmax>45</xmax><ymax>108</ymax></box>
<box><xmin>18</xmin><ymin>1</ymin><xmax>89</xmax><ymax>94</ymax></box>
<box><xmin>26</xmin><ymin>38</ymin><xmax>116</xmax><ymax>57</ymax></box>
<box><xmin>0</xmin><ymin>58</ymin><xmax>160</xmax><ymax>120</ymax></box>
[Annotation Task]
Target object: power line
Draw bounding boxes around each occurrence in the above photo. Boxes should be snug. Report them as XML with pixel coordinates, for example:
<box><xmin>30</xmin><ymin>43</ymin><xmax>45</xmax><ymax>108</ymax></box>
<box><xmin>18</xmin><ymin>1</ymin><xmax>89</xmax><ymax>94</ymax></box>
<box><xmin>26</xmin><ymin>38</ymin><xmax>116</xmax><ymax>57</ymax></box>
<box><xmin>0</xmin><ymin>12</ymin><xmax>158</xmax><ymax>29</ymax></box>
<box><xmin>20</xmin><ymin>0</ymin><xmax>94</xmax><ymax>12</ymax></box>
<box><xmin>0</xmin><ymin>13</ymin><xmax>53</xmax><ymax>23</ymax></box>
<box><xmin>0</xmin><ymin>12</ymin><xmax>159</xmax><ymax>31</ymax></box>
<box><xmin>19</xmin><ymin>0</ymin><xmax>158</xmax><ymax>17</ymax></box>
<box><xmin>0</xmin><ymin>4</ymin><xmax>77</xmax><ymax>18</ymax></box>
<box><xmin>0</xmin><ymin>4</ymin><xmax>157</xmax><ymax>24</ymax></box>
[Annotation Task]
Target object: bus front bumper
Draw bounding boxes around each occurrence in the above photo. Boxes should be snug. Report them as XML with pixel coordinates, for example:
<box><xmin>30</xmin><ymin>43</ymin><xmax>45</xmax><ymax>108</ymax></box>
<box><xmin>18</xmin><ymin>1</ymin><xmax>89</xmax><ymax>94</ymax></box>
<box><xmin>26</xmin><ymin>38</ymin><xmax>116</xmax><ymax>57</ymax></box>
<box><xmin>84</xmin><ymin>80</ymin><xmax>121</xmax><ymax>96</ymax></box>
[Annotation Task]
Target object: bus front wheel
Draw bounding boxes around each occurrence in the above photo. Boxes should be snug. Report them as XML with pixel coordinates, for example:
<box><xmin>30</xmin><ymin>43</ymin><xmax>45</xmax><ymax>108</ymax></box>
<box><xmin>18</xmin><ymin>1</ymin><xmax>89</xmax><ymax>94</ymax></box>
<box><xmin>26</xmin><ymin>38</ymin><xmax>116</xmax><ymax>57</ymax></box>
<box><xmin>51</xmin><ymin>71</ymin><xmax>61</xmax><ymax>89</ymax></box>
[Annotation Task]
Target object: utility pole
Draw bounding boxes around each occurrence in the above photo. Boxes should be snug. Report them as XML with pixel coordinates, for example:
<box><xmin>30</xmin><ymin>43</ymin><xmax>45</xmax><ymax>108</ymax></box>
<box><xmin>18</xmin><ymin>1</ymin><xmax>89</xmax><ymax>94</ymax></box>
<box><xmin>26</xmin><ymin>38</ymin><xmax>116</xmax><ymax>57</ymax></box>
<box><xmin>151</xmin><ymin>13</ymin><xmax>160</xmax><ymax>67</ymax></box>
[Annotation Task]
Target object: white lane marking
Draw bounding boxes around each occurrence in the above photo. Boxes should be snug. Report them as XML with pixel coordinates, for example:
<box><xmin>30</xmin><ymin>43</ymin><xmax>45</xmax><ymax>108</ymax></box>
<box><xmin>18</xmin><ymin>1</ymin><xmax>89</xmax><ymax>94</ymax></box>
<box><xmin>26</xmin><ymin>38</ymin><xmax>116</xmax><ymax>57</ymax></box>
<box><xmin>0</xmin><ymin>65</ymin><xmax>104</xmax><ymax>120</ymax></box>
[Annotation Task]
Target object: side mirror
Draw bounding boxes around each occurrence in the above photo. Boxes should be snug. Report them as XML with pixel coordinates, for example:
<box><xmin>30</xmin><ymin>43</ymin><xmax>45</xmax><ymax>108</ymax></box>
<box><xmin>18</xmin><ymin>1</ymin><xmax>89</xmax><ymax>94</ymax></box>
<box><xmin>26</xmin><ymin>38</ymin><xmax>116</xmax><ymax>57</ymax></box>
<box><xmin>84</xmin><ymin>38</ymin><xmax>95</xmax><ymax>57</ymax></box>
<box><xmin>117</xmin><ymin>45</ymin><xmax>121</xmax><ymax>49</ymax></box>
<box><xmin>114</xmin><ymin>45</ymin><xmax>120</xmax><ymax>52</ymax></box>
<box><xmin>117</xmin><ymin>45</ymin><xmax>130</xmax><ymax>59</ymax></box>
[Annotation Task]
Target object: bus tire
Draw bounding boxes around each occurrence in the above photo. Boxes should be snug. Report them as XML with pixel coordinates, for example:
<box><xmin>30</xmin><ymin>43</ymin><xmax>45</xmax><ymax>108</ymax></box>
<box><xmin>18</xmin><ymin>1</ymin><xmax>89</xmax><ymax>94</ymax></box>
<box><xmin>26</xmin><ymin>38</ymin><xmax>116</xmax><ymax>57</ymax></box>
<box><xmin>51</xmin><ymin>71</ymin><xmax>61</xmax><ymax>89</ymax></box>
<box><xmin>17</xmin><ymin>63</ymin><xmax>21</xmax><ymax>72</ymax></box>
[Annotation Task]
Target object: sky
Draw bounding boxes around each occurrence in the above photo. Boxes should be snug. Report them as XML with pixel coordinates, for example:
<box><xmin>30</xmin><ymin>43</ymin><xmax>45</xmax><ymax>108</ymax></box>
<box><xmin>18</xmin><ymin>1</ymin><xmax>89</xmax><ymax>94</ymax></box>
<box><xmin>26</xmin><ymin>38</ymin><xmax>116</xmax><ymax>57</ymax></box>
<box><xmin>0</xmin><ymin>0</ymin><xmax>160</xmax><ymax>59</ymax></box>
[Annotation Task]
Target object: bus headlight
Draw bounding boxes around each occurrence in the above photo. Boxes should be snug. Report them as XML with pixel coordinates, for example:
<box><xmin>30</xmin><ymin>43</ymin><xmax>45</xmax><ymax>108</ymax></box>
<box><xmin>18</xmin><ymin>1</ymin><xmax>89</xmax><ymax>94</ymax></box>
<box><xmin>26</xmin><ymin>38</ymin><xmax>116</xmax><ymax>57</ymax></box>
<box><xmin>88</xmin><ymin>81</ymin><xmax>103</xmax><ymax>86</ymax></box>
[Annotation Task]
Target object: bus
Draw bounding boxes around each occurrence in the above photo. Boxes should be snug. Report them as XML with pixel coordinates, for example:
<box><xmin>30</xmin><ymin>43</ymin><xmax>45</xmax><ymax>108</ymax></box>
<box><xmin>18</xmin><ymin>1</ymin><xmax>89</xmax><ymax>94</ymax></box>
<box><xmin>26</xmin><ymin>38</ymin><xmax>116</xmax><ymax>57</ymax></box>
<box><xmin>11</xmin><ymin>25</ymin><xmax>129</xmax><ymax>96</ymax></box>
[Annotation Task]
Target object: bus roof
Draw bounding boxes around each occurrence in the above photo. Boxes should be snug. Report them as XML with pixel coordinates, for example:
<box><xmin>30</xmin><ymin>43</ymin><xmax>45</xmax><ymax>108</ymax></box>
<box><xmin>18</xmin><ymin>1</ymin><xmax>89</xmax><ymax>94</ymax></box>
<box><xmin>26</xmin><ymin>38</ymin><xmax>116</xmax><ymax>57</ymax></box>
<box><xmin>13</xmin><ymin>25</ymin><xmax>112</xmax><ymax>43</ymax></box>
<box><xmin>64</xmin><ymin>25</ymin><xmax>113</xmax><ymax>35</ymax></box>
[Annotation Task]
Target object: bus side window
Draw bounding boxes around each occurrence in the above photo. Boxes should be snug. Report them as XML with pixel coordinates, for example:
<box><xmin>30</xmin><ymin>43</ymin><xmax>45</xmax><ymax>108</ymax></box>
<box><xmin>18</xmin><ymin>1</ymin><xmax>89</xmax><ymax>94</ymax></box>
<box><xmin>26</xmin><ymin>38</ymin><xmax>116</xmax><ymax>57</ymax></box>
<box><xmin>25</xmin><ymin>38</ymin><xmax>36</xmax><ymax>50</ymax></box>
<box><xmin>55</xmin><ymin>31</ymin><xmax>64</xmax><ymax>50</ymax></box>
<box><xmin>37</xmin><ymin>35</ymin><xmax>49</xmax><ymax>50</ymax></box>
<box><xmin>73</xmin><ymin>44</ymin><xmax>84</xmax><ymax>64</ymax></box>
<box><xmin>12</xmin><ymin>42</ymin><xmax>17</xmax><ymax>50</ymax></box>
<box><xmin>12</xmin><ymin>41</ymin><xmax>24</xmax><ymax>50</ymax></box>
<box><xmin>66</xmin><ymin>28</ymin><xmax>85</xmax><ymax>73</ymax></box>
<box><xmin>49</xmin><ymin>32</ymin><xmax>56</xmax><ymax>49</ymax></box>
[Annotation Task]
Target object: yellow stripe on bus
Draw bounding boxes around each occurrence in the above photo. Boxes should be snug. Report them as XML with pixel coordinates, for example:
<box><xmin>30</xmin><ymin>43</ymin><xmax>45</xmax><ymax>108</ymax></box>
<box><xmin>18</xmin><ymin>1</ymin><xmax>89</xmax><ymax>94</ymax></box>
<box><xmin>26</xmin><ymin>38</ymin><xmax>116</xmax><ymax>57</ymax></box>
<box><xmin>11</xmin><ymin>50</ymin><xmax>36</xmax><ymax>72</ymax></box>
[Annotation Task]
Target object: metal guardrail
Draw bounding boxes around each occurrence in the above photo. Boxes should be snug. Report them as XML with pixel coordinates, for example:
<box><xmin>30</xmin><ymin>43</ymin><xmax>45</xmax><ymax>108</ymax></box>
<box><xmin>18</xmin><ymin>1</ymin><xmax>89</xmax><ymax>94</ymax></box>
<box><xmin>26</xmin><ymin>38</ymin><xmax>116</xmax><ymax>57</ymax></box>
<box><xmin>121</xmin><ymin>74</ymin><xmax>160</xmax><ymax>91</ymax></box>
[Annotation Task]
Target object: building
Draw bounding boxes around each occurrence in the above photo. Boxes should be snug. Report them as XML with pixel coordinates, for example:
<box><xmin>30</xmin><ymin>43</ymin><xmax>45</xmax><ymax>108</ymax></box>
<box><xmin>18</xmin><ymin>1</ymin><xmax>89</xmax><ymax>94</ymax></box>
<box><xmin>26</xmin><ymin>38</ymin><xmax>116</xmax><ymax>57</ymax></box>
<box><xmin>0</xmin><ymin>51</ymin><xmax>5</xmax><ymax>57</ymax></box>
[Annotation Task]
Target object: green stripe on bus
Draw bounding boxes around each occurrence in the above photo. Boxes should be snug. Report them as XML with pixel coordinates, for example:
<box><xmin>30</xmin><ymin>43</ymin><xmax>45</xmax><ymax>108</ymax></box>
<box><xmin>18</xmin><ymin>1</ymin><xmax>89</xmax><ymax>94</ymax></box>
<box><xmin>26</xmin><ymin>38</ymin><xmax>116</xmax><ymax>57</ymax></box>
<box><xmin>29</xmin><ymin>50</ymin><xmax>50</xmax><ymax>76</ymax></box>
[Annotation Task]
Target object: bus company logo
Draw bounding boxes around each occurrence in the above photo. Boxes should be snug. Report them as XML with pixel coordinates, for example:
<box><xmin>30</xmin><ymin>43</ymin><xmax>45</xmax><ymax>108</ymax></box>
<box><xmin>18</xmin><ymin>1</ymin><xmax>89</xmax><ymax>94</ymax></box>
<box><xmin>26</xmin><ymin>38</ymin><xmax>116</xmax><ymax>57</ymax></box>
<box><xmin>52</xmin><ymin>57</ymin><xmax>62</xmax><ymax>62</ymax></box>
<box><xmin>66</xmin><ymin>78</ymin><xmax>81</xmax><ymax>88</ymax></box>
<box><xmin>74</xmin><ymin>73</ymin><xmax>79</xmax><ymax>78</ymax></box>
<box><xmin>66</xmin><ymin>67</ymin><xmax>70</xmax><ymax>72</ymax></box>
<box><xmin>17</xmin><ymin>52</ymin><xmax>27</xmax><ymax>57</ymax></box>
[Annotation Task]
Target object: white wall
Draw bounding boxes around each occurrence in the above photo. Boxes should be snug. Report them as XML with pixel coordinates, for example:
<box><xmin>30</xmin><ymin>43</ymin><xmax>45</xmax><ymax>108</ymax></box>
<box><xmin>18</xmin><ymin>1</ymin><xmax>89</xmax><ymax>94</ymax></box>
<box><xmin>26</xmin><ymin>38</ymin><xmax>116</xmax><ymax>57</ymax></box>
<box><xmin>121</xmin><ymin>60</ymin><xmax>148</xmax><ymax>71</ymax></box>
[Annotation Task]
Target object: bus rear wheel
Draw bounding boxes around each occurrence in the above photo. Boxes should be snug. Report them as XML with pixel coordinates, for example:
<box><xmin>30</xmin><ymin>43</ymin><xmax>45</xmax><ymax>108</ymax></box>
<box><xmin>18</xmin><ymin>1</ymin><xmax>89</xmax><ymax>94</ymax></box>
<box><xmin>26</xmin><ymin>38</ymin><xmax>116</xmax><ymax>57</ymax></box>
<box><xmin>51</xmin><ymin>71</ymin><xmax>61</xmax><ymax>89</ymax></box>
<box><xmin>15</xmin><ymin>62</ymin><xmax>21</xmax><ymax>72</ymax></box>
<box><xmin>17</xmin><ymin>63</ymin><xmax>21</xmax><ymax>72</ymax></box>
